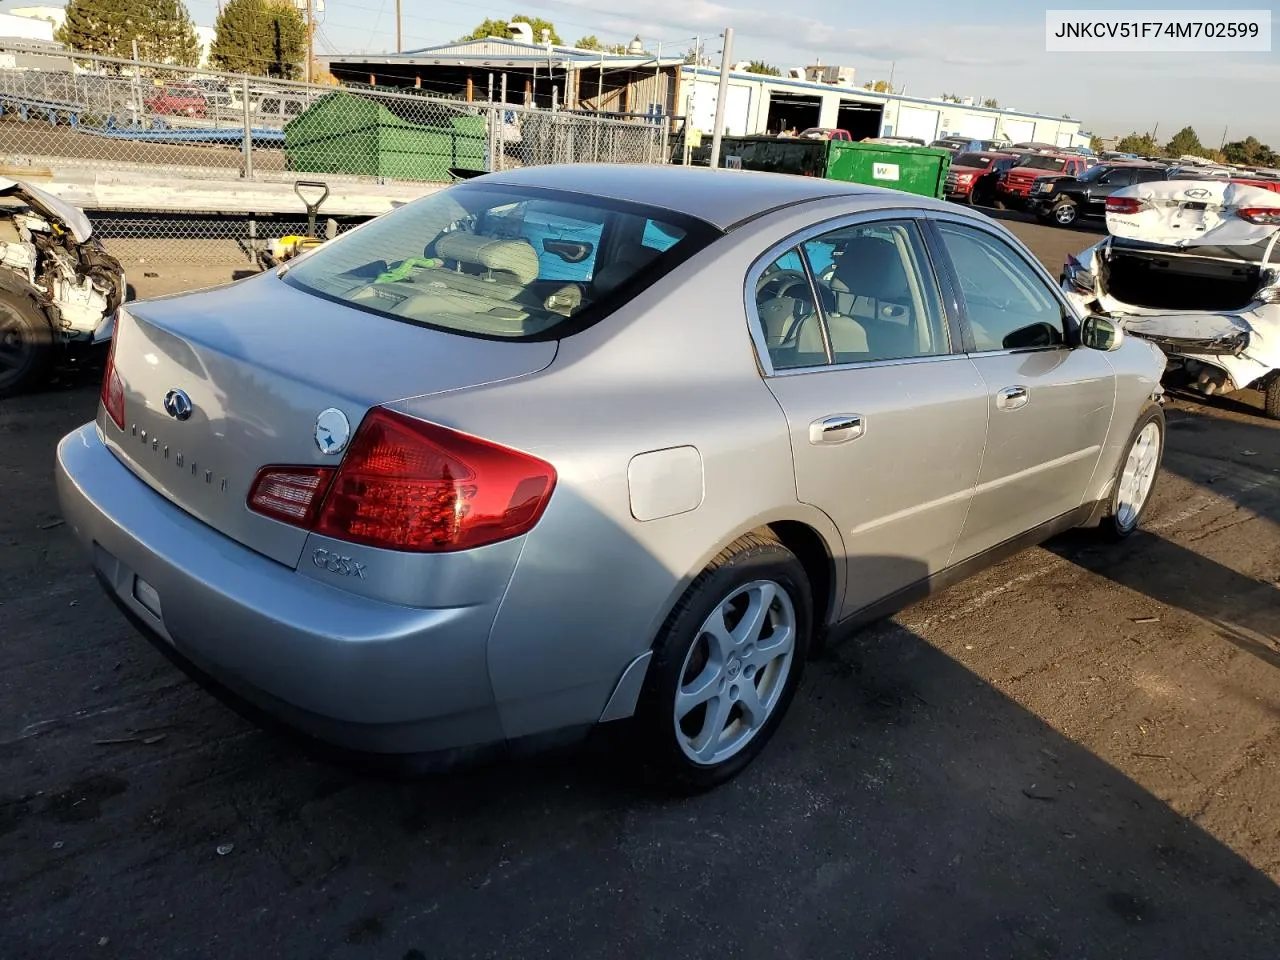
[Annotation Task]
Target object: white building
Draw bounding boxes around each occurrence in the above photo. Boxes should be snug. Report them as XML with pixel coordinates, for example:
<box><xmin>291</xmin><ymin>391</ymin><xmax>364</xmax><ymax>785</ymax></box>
<box><xmin>6</xmin><ymin>5</ymin><xmax>64</xmax><ymax>30</ymax></box>
<box><xmin>195</xmin><ymin>24</ymin><xmax>215</xmax><ymax>67</ymax></box>
<box><xmin>682</xmin><ymin>66</ymin><xmax>1084</xmax><ymax>148</ymax></box>
<box><xmin>0</xmin><ymin>9</ymin><xmax>55</xmax><ymax>42</ymax></box>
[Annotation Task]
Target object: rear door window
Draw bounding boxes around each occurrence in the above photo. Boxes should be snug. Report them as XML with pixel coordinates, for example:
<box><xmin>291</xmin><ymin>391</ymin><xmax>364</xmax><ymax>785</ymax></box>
<box><xmin>752</xmin><ymin>220</ymin><xmax>951</xmax><ymax>370</ymax></box>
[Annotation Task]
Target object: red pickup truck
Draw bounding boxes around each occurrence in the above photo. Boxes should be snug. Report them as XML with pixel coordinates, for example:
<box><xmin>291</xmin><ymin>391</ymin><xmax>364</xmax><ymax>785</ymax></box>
<box><xmin>998</xmin><ymin>153</ymin><xmax>1089</xmax><ymax>208</ymax></box>
<box><xmin>143</xmin><ymin>85</ymin><xmax>207</xmax><ymax>118</ymax></box>
<box><xmin>944</xmin><ymin>151</ymin><xmax>1020</xmax><ymax>206</ymax></box>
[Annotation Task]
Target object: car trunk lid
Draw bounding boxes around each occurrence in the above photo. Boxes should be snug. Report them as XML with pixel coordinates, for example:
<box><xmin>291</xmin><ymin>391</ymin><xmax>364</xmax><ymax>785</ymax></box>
<box><xmin>100</xmin><ymin>272</ymin><xmax>557</xmax><ymax>568</ymax></box>
<box><xmin>1105</xmin><ymin>179</ymin><xmax>1280</xmax><ymax>247</ymax></box>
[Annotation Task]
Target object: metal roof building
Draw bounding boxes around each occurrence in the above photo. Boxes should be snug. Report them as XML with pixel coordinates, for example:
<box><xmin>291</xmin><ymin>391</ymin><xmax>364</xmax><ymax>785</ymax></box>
<box><xmin>322</xmin><ymin>38</ymin><xmax>687</xmax><ymax>119</ymax></box>
<box><xmin>322</xmin><ymin>38</ymin><xmax>1087</xmax><ymax>149</ymax></box>
<box><xmin>681</xmin><ymin>67</ymin><xmax>1086</xmax><ymax>147</ymax></box>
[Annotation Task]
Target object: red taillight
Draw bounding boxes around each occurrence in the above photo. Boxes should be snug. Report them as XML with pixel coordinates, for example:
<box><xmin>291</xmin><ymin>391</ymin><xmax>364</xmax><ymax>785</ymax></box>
<box><xmin>249</xmin><ymin>408</ymin><xmax>557</xmax><ymax>553</ymax></box>
<box><xmin>1106</xmin><ymin>196</ymin><xmax>1146</xmax><ymax>215</ymax></box>
<box><xmin>248</xmin><ymin>466</ymin><xmax>335</xmax><ymax>526</ymax></box>
<box><xmin>100</xmin><ymin>332</ymin><xmax>125</xmax><ymax>429</ymax></box>
<box><xmin>1237</xmin><ymin>207</ymin><xmax>1280</xmax><ymax>225</ymax></box>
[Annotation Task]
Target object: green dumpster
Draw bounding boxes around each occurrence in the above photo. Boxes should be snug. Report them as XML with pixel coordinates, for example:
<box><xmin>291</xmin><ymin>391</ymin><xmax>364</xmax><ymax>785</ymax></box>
<box><xmin>285</xmin><ymin>91</ymin><xmax>486</xmax><ymax>183</ymax></box>
<box><xmin>717</xmin><ymin>136</ymin><xmax>952</xmax><ymax>199</ymax></box>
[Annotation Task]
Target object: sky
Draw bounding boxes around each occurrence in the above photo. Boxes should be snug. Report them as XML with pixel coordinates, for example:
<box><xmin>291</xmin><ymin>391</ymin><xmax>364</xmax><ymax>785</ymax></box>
<box><xmin>7</xmin><ymin>0</ymin><xmax>1277</xmax><ymax>144</ymax></box>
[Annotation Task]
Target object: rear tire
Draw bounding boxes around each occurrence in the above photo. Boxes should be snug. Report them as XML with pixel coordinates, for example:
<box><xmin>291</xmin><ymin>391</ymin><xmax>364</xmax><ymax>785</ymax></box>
<box><xmin>633</xmin><ymin>532</ymin><xmax>812</xmax><ymax>793</ymax></box>
<box><xmin>1263</xmin><ymin>376</ymin><xmax>1280</xmax><ymax>420</ymax></box>
<box><xmin>0</xmin><ymin>290</ymin><xmax>54</xmax><ymax>399</ymax></box>
<box><xmin>1099</xmin><ymin>402</ymin><xmax>1165</xmax><ymax>540</ymax></box>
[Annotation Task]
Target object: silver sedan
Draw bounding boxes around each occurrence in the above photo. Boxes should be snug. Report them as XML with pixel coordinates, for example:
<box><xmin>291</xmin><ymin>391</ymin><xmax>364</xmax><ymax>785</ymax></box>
<box><xmin>55</xmin><ymin>164</ymin><xmax>1167</xmax><ymax>790</ymax></box>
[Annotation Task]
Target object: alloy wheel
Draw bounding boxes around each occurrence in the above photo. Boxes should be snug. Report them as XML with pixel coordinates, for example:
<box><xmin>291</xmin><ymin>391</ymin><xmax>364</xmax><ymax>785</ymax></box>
<box><xmin>673</xmin><ymin>579</ymin><xmax>796</xmax><ymax>766</ymax></box>
<box><xmin>1116</xmin><ymin>421</ymin><xmax>1161</xmax><ymax>529</ymax></box>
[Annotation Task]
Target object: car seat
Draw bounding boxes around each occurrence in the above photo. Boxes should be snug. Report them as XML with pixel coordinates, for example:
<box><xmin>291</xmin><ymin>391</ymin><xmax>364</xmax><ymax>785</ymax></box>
<box><xmin>824</xmin><ymin>236</ymin><xmax>919</xmax><ymax>360</ymax></box>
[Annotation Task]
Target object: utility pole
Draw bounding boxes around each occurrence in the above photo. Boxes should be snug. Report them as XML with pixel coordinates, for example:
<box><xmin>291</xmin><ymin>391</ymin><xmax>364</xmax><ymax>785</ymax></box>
<box><xmin>305</xmin><ymin>0</ymin><xmax>315</xmax><ymax>84</ymax></box>
<box><xmin>395</xmin><ymin>0</ymin><xmax>402</xmax><ymax>53</ymax></box>
<box><xmin>708</xmin><ymin>26</ymin><xmax>734</xmax><ymax>170</ymax></box>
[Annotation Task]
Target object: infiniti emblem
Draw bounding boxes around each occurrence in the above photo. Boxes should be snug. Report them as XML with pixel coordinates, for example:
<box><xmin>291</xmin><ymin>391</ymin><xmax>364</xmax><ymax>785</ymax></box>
<box><xmin>163</xmin><ymin>388</ymin><xmax>193</xmax><ymax>421</ymax></box>
<box><xmin>315</xmin><ymin>407</ymin><xmax>351</xmax><ymax>455</ymax></box>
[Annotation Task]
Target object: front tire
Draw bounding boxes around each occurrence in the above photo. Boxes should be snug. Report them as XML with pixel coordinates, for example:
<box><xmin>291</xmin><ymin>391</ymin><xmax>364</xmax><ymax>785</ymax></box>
<box><xmin>634</xmin><ymin>532</ymin><xmax>812</xmax><ymax>793</ymax></box>
<box><xmin>1263</xmin><ymin>376</ymin><xmax>1280</xmax><ymax>420</ymax></box>
<box><xmin>0</xmin><ymin>290</ymin><xmax>54</xmax><ymax>399</ymax></box>
<box><xmin>1100</xmin><ymin>402</ymin><xmax>1165</xmax><ymax>540</ymax></box>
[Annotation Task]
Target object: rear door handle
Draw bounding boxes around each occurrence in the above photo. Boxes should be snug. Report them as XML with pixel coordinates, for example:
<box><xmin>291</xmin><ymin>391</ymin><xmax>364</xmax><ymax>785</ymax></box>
<box><xmin>997</xmin><ymin>385</ymin><xmax>1029</xmax><ymax>410</ymax></box>
<box><xmin>809</xmin><ymin>414</ymin><xmax>865</xmax><ymax>445</ymax></box>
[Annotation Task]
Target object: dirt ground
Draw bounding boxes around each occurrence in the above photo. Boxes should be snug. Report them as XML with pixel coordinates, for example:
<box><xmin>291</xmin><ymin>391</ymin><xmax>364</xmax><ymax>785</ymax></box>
<box><xmin>2</xmin><ymin>214</ymin><xmax>1279</xmax><ymax>959</ymax></box>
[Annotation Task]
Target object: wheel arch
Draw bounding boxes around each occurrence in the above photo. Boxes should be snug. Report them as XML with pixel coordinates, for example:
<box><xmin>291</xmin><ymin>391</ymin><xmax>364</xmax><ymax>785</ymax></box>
<box><xmin>646</xmin><ymin>507</ymin><xmax>846</xmax><ymax>655</ymax></box>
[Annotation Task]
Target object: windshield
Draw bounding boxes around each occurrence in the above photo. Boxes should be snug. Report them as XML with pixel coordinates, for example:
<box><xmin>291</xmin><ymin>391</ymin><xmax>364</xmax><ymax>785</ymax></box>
<box><xmin>1018</xmin><ymin>156</ymin><xmax>1066</xmax><ymax>172</ymax></box>
<box><xmin>954</xmin><ymin>153</ymin><xmax>992</xmax><ymax>169</ymax></box>
<box><xmin>284</xmin><ymin>184</ymin><xmax>719</xmax><ymax>341</ymax></box>
<box><xmin>1078</xmin><ymin>165</ymin><xmax>1109</xmax><ymax>182</ymax></box>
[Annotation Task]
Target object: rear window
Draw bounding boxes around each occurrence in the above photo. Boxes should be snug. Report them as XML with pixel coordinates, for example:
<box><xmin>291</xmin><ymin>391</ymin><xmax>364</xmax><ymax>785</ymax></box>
<box><xmin>1019</xmin><ymin>156</ymin><xmax>1066</xmax><ymax>171</ymax></box>
<box><xmin>283</xmin><ymin>184</ymin><xmax>718</xmax><ymax>341</ymax></box>
<box><xmin>954</xmin><ymin>153</ymin><xmax>992</xmax><ymax>168</ymax></box>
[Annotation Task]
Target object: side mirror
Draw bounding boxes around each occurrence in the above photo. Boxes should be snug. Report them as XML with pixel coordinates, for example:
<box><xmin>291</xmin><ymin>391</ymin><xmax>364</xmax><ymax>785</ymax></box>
<box><xmin>1080</xmin><ymin>314</ymin><xmax>1123</xmax><ymax>352</ymax></box>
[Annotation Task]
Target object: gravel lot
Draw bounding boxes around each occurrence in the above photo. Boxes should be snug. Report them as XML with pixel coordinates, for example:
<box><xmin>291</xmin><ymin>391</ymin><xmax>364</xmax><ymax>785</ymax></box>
<box><xmin>2</xmin><ymin>215</ymin><xmax>1279</xmax><ymax>959</ymax></box>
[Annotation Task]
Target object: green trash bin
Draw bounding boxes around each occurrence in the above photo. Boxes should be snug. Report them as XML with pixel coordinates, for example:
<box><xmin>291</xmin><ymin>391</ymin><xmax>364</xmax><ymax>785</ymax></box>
<box><xmin>825</xmin><ymin>141</ymin><xmax>952</xmax><ymax>199</ymax></box>
<box><xmin>716</xmin><ymin>136</ymin><xmax>952</xmax><ymax>199</ymax></box>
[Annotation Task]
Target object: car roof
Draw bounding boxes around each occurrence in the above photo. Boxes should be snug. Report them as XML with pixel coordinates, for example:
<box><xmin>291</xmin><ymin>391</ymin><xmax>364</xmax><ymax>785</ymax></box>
<box><xmin>479</xmin><ymin>164</ymin><xmax>886</xmax><ymax>231</ymax></box>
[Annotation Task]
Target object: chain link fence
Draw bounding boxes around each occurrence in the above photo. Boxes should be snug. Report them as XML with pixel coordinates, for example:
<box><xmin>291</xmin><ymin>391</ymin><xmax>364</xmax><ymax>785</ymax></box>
<box><xmin>0</xmin><ymin>42</ymin><xmax>675</xmax><ymax>269</ymax></box>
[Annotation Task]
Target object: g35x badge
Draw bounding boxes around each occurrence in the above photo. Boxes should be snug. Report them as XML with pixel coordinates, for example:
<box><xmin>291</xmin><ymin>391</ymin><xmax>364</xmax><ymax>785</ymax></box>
<box><xmin>314</xmin><ymin>407</ymin><xmax>350</xmax><ymax>455</ymax></box>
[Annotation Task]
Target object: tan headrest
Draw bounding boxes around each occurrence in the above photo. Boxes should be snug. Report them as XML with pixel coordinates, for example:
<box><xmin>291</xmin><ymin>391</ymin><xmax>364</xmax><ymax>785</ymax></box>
<box><xmin>434</xmin><ymin>232</ymin><xmax>540</xmax><ymax>285</ymax></box>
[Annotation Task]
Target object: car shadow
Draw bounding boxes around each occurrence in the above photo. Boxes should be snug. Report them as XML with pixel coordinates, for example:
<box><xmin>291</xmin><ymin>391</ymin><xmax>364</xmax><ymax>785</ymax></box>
<box><xmin>6</xmin><ymin>549</ymin><xmax>1280</xmax><ymax>957</ymax></box>
<box><xmin>1048</xmin><ymin>528</ymin><xmax>1280</xmax><ymax>671</ymax></box>
<box><xmin>1160</xmin><ymin>406</ymin><xmax>1280</xmax><ymax>521</ymax></box>
<box><xmin>1041</xmin><ymin>402</ymin><xmax>1279</xmax><ymax>677</ymax></box>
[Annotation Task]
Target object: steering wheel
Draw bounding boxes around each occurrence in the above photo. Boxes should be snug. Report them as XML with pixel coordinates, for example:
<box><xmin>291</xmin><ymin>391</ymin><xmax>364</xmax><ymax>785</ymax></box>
<box><xmin>756</xmin><ymin>269</ymin><xmax>811</xmax><ymax>302</ymax></box>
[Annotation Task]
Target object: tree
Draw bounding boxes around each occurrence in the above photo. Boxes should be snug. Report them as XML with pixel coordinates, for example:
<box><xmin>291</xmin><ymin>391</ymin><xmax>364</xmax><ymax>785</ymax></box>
<box><xmin>862</xmin><ymin>79</ymin><xmax>894</xmax><ymax>93</ymax></box>
<box><xmin>939</xmin><ymin>92</ymin><xmax>962</xmax><ymax>103</ymax></box>
<box><xmin>1089</xmin><ymin>135</ymin><xmax>1105</xmax><ymax>153</ymax></box>
<box><xmin>57</xmin><ymin>0</ymin><xmax>136</xmax><ymax>58</ymax></box>
<box><xmin>982</xmin><ymin>97</ymin><xmax>1000</xmax><ymax>108</ymax></box>
<box><xmin>575</xmin><ymin>35</ymin><xmax>601</xmax><ymax>50</ymax></box>
<box><xmin>459</xmin><ymin>15</ymin><xmax>561</xmax><ymax>45</ymax></box>
<box><xmin>1222</xmin><ymin>135</ymin><xmax>1278</xmax><ymax>167</ymax></box>
<box><xmin>57</xmin><ymin>0</ymin><xmax>198</xmax><ymax>65</ymax></box>
<box><xmin>1165</xmin><ymin>125</ymin><xmax>1206</xmax><ymax>158</ymax></box>
<box><xmin>745</xmin><ymin>60</ymin><xmax>780</xmax><ymax>76</ymax></box>
<box><xmin>1114</xmin><ymin>131</ymin><xmax>1162</xmax><ymax>156</ymax></box>
<box><xmin>134</xmin><ymin>0</ymin><xmax>200</xmax><ymax>67</ymax></box>
<box><xmin>683</xmin><ymin>46</ymin><xmax>710</xmax><ymax>66</ymax></box>
<box><xmin>210</xmin><ymin>0</ymin><xmax>306</xmax><ymax>78</ymax></box>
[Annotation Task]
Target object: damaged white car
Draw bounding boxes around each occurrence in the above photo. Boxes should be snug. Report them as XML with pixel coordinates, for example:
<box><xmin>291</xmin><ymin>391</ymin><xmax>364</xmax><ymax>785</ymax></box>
<box><xmin>1061</xmin><ymin>179</ymin><xmax>1280</xmax><ymax>418</ymax></box>
<box><xmin>0</xmin><ymin>178</ymin><xmax>125</xmax><ymax>397</ymax></box>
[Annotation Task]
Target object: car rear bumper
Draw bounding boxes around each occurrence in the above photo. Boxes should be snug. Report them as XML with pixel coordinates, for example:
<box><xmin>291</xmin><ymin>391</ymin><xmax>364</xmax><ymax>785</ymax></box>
<box><xmin>55</xmin><ymin>422</ymin><xmax>508</xmax><ymax>755</ymax></box>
